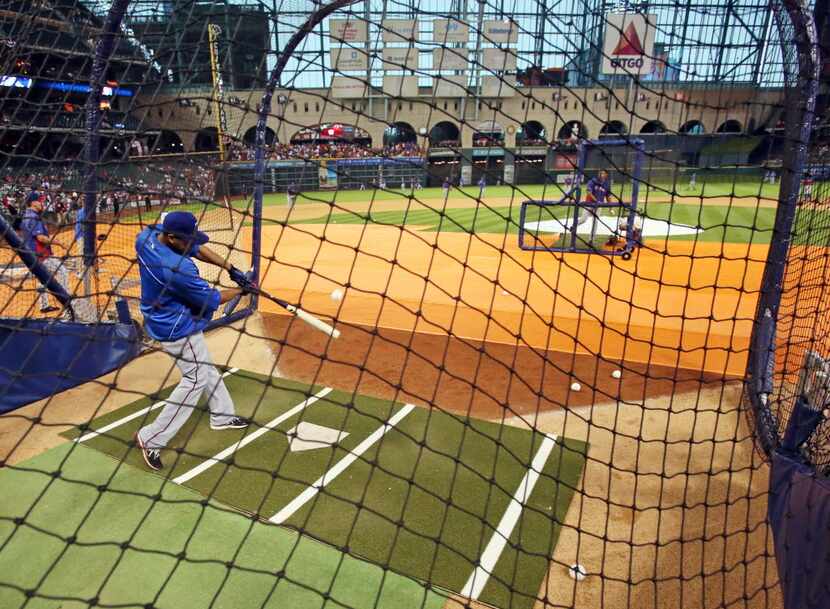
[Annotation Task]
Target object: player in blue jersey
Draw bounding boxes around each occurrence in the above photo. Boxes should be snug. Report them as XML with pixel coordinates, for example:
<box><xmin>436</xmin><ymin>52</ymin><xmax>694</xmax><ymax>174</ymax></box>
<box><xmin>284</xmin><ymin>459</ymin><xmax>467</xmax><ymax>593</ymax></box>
<box><xmin>21</xmin><ymin>194</ymin><xmax>68</xmax><ymax>313</ymax></box>
<box><xmin>133</xmin><ymin>211</ymin><xmax>256</xmax><ymax>470</ymax></box>
<box><xmin>576</xmin><ymin>170</ymin><xmax>617</xmax><ymax>245</ymax></box>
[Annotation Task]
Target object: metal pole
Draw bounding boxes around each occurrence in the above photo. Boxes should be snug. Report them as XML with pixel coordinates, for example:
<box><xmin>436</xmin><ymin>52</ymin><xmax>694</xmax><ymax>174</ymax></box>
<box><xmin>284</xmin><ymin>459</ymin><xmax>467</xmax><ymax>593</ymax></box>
<box><xmin>83</xmin><ymin>0</ymin><xmax>131</xmax><ymax>307</ymax></box>
<box><xmin>208</xmin><ymin>23</ymin><xmax>227</xmax><ymax>162</ymax></box>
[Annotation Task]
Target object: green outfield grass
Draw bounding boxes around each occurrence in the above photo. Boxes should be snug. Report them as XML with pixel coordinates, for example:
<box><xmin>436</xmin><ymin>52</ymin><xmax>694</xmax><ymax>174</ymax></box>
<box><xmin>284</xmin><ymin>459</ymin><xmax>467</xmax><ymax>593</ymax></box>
<box><xmin>141</xmin><ymin>176</ymin><xmax>799</xmax><ymax>247</ymax></box>
<box><xmin>257</xmin><ymin>177</ymin><xmax>781</xmax><ymax>207</ymax></box>
<box><xmin>135</xmin><ymin>175</ymin><xmax>781</xmax><ymax>224</ymax></box>
<box><xmin>61</xmin><ymin>370</ymin><xmax>587</xmax><ymax>609</ymax></box>
<box><xmin>284</xmin><ymin>199</ymin><xmax>792</xmax><ymax>245</ymax></box>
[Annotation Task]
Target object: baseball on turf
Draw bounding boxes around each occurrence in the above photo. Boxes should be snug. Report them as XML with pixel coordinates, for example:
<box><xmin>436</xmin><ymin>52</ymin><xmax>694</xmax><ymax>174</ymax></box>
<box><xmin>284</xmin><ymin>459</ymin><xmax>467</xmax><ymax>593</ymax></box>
<box><xmin>330</xmin><ymin>288</ymin><xmax>344</xmax><ymax>301</ymax></box>
<box><xmin>611</xmin><ymin>370</ymin><xmax>622</xmax><ymax>379</ymax></box>
<box><xmin>570</xmin><ymin>382</ymin><xmax>581</xmax><ymax>392</ymax></box>
<box><xmin>568</xmin><ymin>563</ymin><xmax>588</xmax><ymax>581</ymax></box>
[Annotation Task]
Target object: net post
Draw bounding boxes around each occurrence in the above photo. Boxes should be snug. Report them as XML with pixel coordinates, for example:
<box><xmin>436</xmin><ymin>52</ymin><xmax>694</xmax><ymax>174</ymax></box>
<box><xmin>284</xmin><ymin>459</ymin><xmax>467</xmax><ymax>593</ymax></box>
<box><xmin>627</xmin><ymin>139</ymin><xmax>645</xmax><ymax>243</ymax></box>
<box><xmin>567</xmin><ymin>142</ymin><xmax>588</xmax><ymax>251</ymax></box>
<box><xmin>746</xmin><ymin>0</ymin><xmax>820</xmax><ymax>454</ymax></box>
<box><xmin>518</xmin><ymin>202</ymin><xmax>528</xmax><ymax>250</ymax></box>
<box><xmin>82</xmin><ymin>0</ymin><xmax>132</xmax><ymax>308</ymax></box>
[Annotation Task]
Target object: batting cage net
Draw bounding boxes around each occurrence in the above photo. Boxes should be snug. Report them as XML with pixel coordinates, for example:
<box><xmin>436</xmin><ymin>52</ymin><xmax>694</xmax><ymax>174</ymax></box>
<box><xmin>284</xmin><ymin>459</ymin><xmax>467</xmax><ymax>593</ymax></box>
<box><xmin>0</xmin><ymin>1</ymin><xmax>826</xmax><ymax>609</ymax></box>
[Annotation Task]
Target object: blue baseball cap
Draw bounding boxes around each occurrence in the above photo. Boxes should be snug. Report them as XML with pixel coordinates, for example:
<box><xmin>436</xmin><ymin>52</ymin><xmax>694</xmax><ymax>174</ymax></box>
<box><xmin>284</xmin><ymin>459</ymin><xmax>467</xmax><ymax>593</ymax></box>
<box><xmin>161</xmin><ymin>211</ymin><xmax>209</xmax><ymax>245</ymax></box>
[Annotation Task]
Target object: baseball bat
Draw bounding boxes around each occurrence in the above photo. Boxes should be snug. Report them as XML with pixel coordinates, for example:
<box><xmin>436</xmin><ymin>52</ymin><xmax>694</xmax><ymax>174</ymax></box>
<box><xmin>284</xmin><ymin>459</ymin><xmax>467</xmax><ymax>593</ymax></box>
<box><xmin>255</xmin><ymin>287</ymin><xmax>341</xmax><ymax>339</ymax></box>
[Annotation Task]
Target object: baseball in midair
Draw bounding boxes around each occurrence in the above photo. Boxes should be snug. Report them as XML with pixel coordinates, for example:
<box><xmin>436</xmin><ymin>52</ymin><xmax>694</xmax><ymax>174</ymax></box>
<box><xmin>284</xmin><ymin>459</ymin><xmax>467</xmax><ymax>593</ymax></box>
<box><xmin>568</xmin><ymin>563</ymin><xmax>588</xmax><ymax>581</ymax></box>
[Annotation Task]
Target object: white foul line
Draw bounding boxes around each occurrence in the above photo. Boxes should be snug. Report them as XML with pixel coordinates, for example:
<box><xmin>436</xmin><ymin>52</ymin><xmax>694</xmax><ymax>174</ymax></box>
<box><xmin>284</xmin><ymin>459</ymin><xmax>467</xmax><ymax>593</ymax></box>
<box><xmin>269</xmin><ymin>403</ymin><xmax>417</xmax><ymax>525</ymax></box>
<box><xmin>460</xmin><ymin>433</ymin><xmax>558</xmax><ymax>600</ymax></box>
<box><xmin>75</xmin><ymin>368</ymin><xmax>240</xmax><ymax>444</ymax></box>
<box><xmin>173</xmin><ymin>387</ymin><xmax>333</xmax><ymax>485</ymax></box>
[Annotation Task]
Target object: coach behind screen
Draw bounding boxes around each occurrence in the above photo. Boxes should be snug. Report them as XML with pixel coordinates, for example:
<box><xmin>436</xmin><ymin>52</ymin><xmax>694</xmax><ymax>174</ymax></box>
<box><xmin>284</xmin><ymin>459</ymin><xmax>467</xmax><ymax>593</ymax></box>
<box><xmin>575</xmin><ymin>170</ymin><xmax>616</xmax><ymax>244</ymax></box>
<box><xmin>133</xmin><ymin>211</ymin><xmax>256</xmax><ymax>471</ymax></box>
<box><xmin>585</xmin><ymin>170</ymin><xmax>613</xmax><ymax>204</ymax></box>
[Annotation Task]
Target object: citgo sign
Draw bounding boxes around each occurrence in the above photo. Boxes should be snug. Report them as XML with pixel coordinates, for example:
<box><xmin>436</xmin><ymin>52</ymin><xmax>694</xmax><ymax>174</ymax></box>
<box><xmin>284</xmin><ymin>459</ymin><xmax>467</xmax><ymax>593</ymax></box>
<box><xmin>601</xmin><ymin>13</ymin><xmax>656</xmax><ymax>76</ymax></box>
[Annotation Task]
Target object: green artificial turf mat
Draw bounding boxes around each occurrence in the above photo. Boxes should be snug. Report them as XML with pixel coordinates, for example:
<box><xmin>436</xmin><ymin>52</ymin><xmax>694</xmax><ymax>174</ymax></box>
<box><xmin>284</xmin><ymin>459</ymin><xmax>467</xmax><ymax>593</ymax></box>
<box><xmin>62</xmin><ymin>369</ymin><xmax>588</xmax><ymax>609</ymax></box>
<box><xmin>0</xmin><ymin>442</ymin><xmax>448</xmax><ymax>609</ymax></box>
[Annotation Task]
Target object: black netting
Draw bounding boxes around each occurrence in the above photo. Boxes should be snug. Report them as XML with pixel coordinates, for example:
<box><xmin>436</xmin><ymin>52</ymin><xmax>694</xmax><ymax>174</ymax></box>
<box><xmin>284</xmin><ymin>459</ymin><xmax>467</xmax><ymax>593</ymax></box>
<box><xmin>0</xmin><ymin>1</ymin><xmax>823</xmax><ymax>609</ymax></box>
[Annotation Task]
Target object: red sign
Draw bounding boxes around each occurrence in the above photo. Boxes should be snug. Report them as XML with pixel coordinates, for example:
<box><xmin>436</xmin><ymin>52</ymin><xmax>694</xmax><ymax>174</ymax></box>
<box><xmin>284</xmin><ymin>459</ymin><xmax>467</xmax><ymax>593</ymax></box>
<box><xmin>612</xmin><ymin>23</ymin><xmax>645</xmax><ymax>56</ymax></box>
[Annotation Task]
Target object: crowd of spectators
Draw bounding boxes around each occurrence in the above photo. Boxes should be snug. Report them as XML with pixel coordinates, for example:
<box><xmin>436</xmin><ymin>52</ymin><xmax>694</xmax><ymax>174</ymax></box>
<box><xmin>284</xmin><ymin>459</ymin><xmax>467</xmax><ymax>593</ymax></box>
<box><xmin>432</xmin><ymin>139</ymin><xmax>461</xmax><ymax>149</ymax></box>
<box><xmin>0</xmin><ymin>161</ymin><xmax>215</xmax><ymax>230</ymax></box>
<box><xmin>472</xmin><ymin>135</ymin><xmax>504</xmax><ymax>148</ymax></box>
<box><xmin>516</xmin><ymin>138</ymin><xmax>547</xmax><ymax>146</ymax></box>
<box><xmin>105</xmin><ymin>162</ymin><xmax>216</xmax><ymax>205</ymax></box>
<box><xmin>227</xmin><ymin>140</ymin><xmax>423</xmax><ymax>162</ymax></box>
<box><xmin>2</xmin><ymin>171</ymin><xmax>80</xmax><ymax>229</ymax></box>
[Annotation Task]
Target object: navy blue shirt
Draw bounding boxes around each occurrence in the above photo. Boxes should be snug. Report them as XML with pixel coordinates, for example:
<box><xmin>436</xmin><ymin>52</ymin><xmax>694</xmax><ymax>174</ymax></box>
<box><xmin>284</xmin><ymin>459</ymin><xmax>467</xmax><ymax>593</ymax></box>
<box><xmin>135</xmin><ymin>226</ymin><xmax>220</xmax><ymax>341</ymax></box>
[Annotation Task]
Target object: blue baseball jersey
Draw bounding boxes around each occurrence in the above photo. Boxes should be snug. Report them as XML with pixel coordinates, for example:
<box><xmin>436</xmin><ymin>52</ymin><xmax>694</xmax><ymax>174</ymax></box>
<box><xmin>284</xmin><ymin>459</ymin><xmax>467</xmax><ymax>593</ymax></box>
<box><xmin>586</xmin><ymin>176</ymin><xmax>612</xmax><ymax>203</ymax></box>
<box><xmin>135</xmin><ymin>226</ymin><xmax>219</xmax><ymax>342</ymax></box>
<box><xmin>20</xmin><ymin>208</ymin><xmax>46</xmax><ymax>254</ymax></box>
<box><xmin>75</xmin><ymin>206</ymin><xmax>85</xmax><ymax>240</ymax></box>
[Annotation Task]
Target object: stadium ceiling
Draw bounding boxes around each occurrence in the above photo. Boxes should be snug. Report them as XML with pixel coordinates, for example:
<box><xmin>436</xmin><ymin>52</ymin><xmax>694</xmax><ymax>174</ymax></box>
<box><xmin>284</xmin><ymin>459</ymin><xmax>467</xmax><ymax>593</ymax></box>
<box><xmin>75</xmin><ymin>0</ymin><xmax>806</xmax><ymax>89</ymax></box>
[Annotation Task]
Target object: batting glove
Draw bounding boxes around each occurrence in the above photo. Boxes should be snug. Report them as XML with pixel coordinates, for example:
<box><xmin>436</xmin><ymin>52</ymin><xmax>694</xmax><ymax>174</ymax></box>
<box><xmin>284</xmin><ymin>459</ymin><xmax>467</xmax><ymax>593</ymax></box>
<box><xmin>229</xmin><ymin>266</ymin><xmax>257</xmax><ymax>293</ymax></box>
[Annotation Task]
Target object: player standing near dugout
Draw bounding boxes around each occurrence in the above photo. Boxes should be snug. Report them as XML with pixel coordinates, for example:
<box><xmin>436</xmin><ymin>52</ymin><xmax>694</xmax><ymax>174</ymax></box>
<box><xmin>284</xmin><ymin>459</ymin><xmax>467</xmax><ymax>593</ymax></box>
<box><xmin>133</xmin><ymin>211</ymin><xmax>256</xmax><ymax>471</ymax></box>
<box><xmin>802</xmin><ymin>172</ymin><xmax>815</xmax><ymax>203</ymax></box>
<box><xmin>33</xmin><ymin>211</ymin><xmax>69</xmax><ymax>313</ymax></box>
<box><xmin>20</xmin><ymin>194</ymin><xmax>69</xmax><ymax>313</ymax></box>
<box><xmin>287</xmin><ymin>182</ymin><xmax>299</xmax><ymax>211</ymax></box>
<box><xmin>73</xmin><ymin>203</ymin><xmax>85</xmax><ymax>266</ymax></box>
